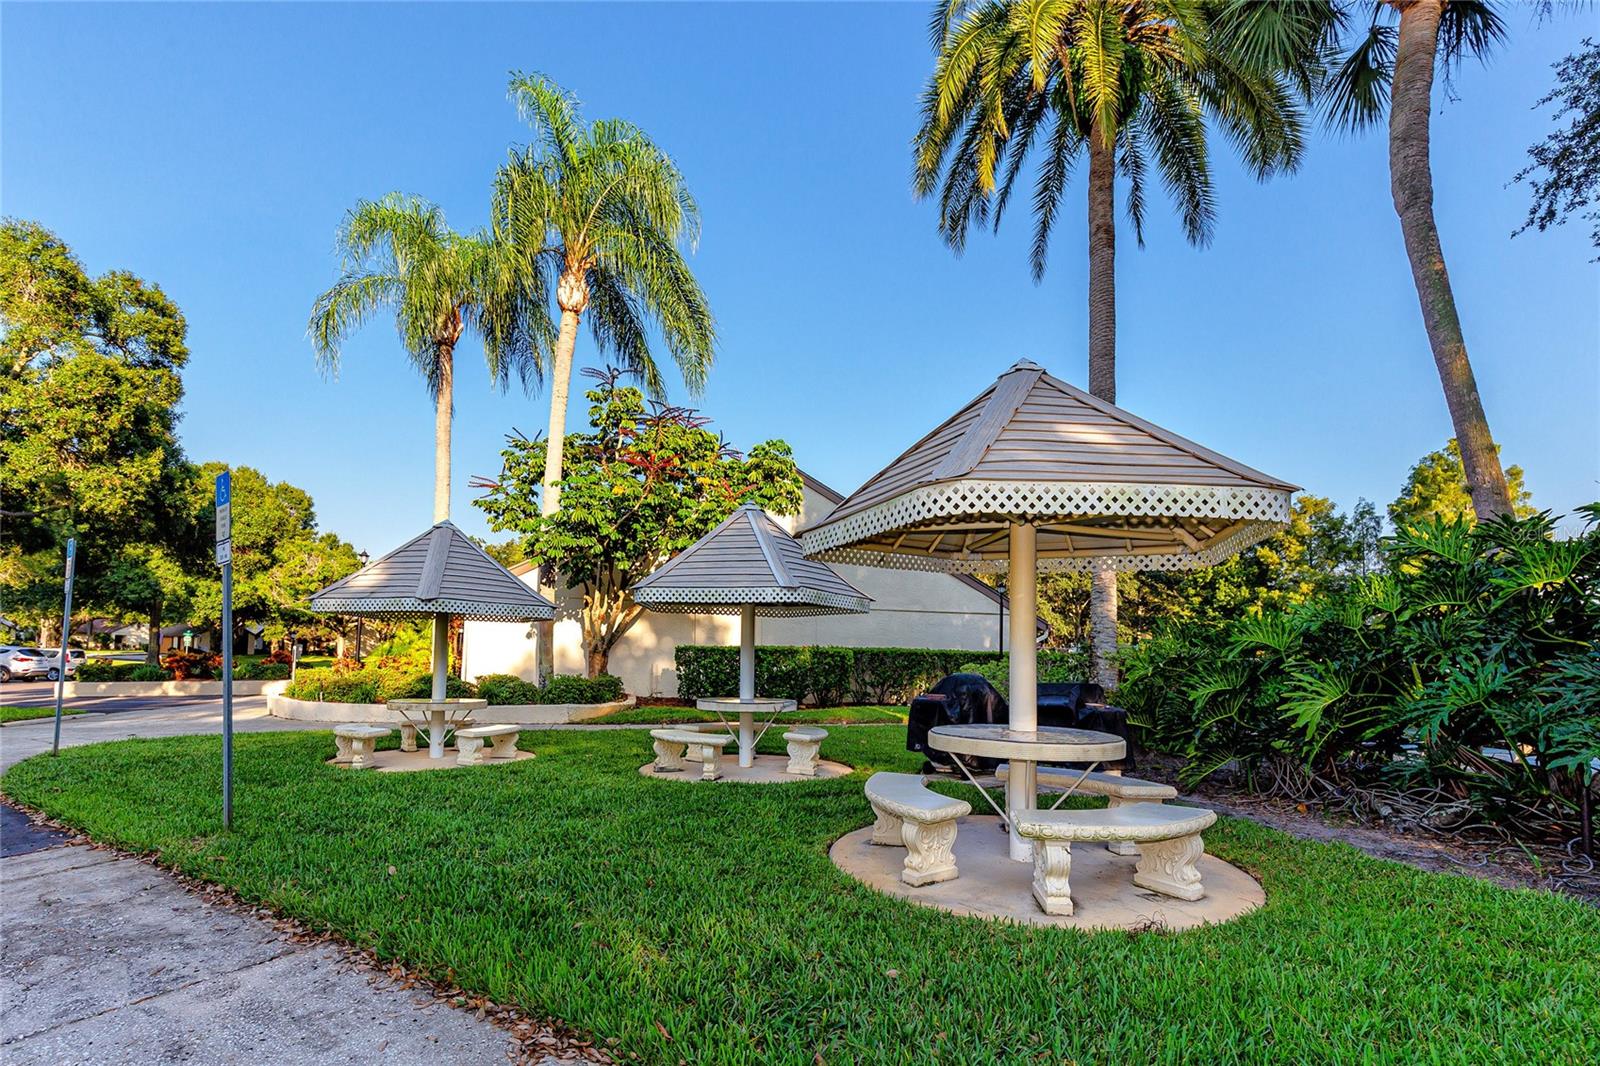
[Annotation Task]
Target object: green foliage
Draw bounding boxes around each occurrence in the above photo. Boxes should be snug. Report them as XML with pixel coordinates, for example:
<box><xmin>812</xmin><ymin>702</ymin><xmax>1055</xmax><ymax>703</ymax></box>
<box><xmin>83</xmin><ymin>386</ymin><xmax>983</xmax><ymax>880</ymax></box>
<box><xmin>161</xmin><ymin>650</ymin><xmax>221</xmax><ymax>680</ymax></box>
<box><xmin>1118</xmin><ymin>508</ymin><xmax>1600</xmax><ymax>834</ymax></box>
<box><xmin>955</xmin><ymin>650</ymin><xmax>1092</xmax><ymax>698</ymax></box>
<box><xmin>474</xmin><ymin>672</ymin><xmax>623</xmax><ymax>706</ymax></box>
<box><xmin>475</xmin><ymin>371</ymin><xmax>802</xmax><ymax>674</ymax></box>
<box><xmin>1389</xmin><ymin>439</ymin><xmax>1533</xmax><ymax>530</ymax></box>
<box><xmin>675</xmin><ymin>645</ymin><xmax>1005</xmax><ymax>706</ymax></box>
<box><xmin>1513</xmin><ymin>38</ymin><xmax>1600</xmax><ymax>256</ymax></box>
<box><xmin>76</xmin><ymin>660</ymin><xmax>141</xmax><ymax>681</ymax></box>
<box><xmin>285</xmin><ymin>666</ymin><xmax>476</xmax><ymax>704</ymax></box>
<box><xmin>233</xmin><ymin>661</ymin><xmax>291</xmax><ymax>681</ymax></box>
<box><xmin>7</xmin><ymin>728</ymin><xmax>1599</xmax><ymax>1065</ymax></box>
<box><xmin>127</xmin><ymin>664</ymin><xmax>171</xmax><ymax>683</ymax></box>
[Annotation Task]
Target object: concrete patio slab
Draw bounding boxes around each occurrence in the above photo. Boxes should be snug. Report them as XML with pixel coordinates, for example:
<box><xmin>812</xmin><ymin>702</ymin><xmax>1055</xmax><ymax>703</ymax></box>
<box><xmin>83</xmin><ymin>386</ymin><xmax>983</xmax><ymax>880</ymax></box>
<box><xmin>637</xmin><ymin>752</ymin><xmax>852</xmax><ymax>783</ymax></box>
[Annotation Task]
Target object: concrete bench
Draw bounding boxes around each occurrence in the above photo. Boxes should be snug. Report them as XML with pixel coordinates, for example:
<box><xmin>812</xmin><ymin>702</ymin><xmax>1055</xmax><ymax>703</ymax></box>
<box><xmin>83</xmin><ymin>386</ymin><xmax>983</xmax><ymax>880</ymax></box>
<box><xmin>998</xmin><ymin>764</ymin><xmax>1177</xmax><ymax>854</ymax></box>
<box><xmin>651</xmin><ymin>728</ymin><xmax>733</xmax><ymax>780</ymax></box>
<box><xmin>398</xmin><ymin>718</ymin><xmax>474</xmax><ymax>753</ymax></box>
<box><xmin>333</xmin><ymin>724</ymin><xmax>391</xmax><ymax>770</ymax></box>
<box><xmin>673</xmin><ymin>721</ymin><xmax>726</xmax><ymax>762</ymax></box>
<box><xmin>1013</xmin><ymin>802</ymin><xmax>1218</xmax><ymax>915</ymax></box>
<box><xmin>455</xmin><ymin>724</ymin><xmax>522</xmax><ymax>766</ymax></box>
<box><xmin>783</xmin><ymin>726</ymin><xmax>828</xmax><ymax>776</ymax></box>
<box><xmin>864</xmin><ymin>772</ymin><xmax>972</xmax><ymax>886</ymax></box>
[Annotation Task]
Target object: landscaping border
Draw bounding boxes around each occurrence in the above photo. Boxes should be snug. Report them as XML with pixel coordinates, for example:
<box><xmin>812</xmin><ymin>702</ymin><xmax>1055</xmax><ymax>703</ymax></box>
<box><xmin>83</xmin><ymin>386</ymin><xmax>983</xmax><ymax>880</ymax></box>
<box><xmin>59</xmin><ymin>679</ymin><xmax>291</xmax><ymax>698</ymax></box>
<box><xmin>267</xmin><ymin>690</ymin><xmax>636</xmax><ymax>725</ymax></box>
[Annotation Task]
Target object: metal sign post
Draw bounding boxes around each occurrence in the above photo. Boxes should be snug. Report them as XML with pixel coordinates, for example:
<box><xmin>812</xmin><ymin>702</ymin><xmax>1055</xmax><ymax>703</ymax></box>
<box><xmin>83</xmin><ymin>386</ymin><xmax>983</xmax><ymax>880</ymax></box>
<box><xmin>50</xmin><ymin>538</ymin><xmax>77</xmax><ymax>756</ymax></box>
<box><xmin>216</xmin><ymin>470</ymin><xmax>234</xmax><ymax>829</ymax></box>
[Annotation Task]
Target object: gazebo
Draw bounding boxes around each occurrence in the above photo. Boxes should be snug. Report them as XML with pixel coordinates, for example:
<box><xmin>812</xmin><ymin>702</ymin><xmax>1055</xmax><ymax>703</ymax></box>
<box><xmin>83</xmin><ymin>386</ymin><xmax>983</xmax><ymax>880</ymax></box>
<box><xmin>631</xmin><ymin>502</ymin><xmax>871</xmax><ymax>768</ymax></box>
<box><xmin>800</xmin><ymin>360</ymin><xmax>1297</xmax><ymax>858</ymax></box>
<box><xmin>310</xmin><ymin>520</ymin><xmax>555</xmax><ymax>758</ymax></box>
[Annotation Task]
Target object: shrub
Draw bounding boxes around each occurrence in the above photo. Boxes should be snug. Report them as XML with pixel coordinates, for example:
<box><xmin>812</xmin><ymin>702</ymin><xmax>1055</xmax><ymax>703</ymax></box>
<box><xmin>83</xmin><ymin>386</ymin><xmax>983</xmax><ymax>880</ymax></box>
<box><xmin>283</xmin><ymin>666</ymin><xmax>473</xmax><ymax>703</ymax></box>
<box><xmin>262</xmin><ymin>648</ymin><xmax>294</xmax><ymax>666</ymax></box>
<box><xmin>128</xmin><ymin>664</ymin><xmax>171</xmax><ymax>682</ymax></box>
<box><xmin>955</xmin><ymin>650</ymin><xmax>1093</xmax><ymax>698</ymax></box>
<box><xmin>77</xmin><ymin>660</ymin><xmax>135</xmax><ymax>681</ymax></box>
<box><xmin>234</xmin><ymin>661</ymin><xmax>291</xmax><ymax>681</ymax></box>
<box><xmin>476</xmin><ymin>672</ymin><xmax>624</xmax><ymax>706</ymax></box>
<box><xmin>475</xmin><ymin>673</ymin><xmax>541</xmax><ymax>706</ymax></box>
<box><xmin>675</xmin><ymin>644</ymin><xmax>1005</xmax><ymax>705</ymax></box>
<box><xmin>161</xmin><ymin>650</ymin><xmax>222</xmax><ymax>680</ymax></box>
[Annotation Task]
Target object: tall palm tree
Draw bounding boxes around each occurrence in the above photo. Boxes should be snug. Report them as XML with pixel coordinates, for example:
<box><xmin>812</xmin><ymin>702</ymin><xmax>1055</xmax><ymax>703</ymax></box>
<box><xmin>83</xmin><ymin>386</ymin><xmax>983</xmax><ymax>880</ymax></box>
<box><xmin>1304</xmin><ymin>0</ymin><xmax>1513</xmax><ymax>519</ymax></box>
<box><xmin>915</xmin><ymin>0</ymin><xmax>1310</xmax><ymax>688</ymax></box>
<box><xmin>494</xmin><ymin>73</ymin><xmax>716</xmax><ymax>518</ymax></box>
<box><xmin>309</xmin><ymin>194</ymin><xmax>547</xmax><ymax>522</ymax></box>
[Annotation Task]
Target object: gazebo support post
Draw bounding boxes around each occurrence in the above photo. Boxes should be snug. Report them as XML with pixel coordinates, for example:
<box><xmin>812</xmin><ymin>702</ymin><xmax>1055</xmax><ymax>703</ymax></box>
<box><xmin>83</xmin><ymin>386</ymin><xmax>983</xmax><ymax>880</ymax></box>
<box><xmin>430</xmin><ymin>612</ymin><xmax>449</xmax><ymax>758</ymax></box>
<box><xmin>738</xmin><ymin>603</ymin><xmax>756</xmax><ymax>767</ymax></box>
<box><xmin>1006</xmin><ymin>521</ymin><xmax>1038</xmax><ymax>861</ymax></box>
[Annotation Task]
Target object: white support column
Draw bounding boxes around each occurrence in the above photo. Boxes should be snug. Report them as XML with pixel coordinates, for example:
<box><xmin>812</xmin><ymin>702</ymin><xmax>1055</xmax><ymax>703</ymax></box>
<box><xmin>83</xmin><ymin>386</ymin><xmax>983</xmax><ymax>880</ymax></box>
<box><xmin>738</xmin><ymin>603</ymin><xmax>756</xmax><ymax>767</ymax></box>
<box><xmin>431</xmin><ymin>612</ymin><xmax>449</xmax><ymax>759</ymax></box>
<box><xmin>1006</xmin><ymin>521</ymin><xmax>1038</xmax><ymax>861</ymax></box>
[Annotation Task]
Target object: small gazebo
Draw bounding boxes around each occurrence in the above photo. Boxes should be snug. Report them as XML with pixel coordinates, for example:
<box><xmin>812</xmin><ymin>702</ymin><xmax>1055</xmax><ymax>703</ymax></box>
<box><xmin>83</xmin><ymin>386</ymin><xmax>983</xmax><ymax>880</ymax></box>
<box><xmin>310</xmin><ymin>521</ymin><xmax>555</xmax><ymax>757</ymax></box>
<box><xmin>800</xmin><ymin>360</ymin><xmax>1297</xmax><ymax>857</ymax></box>
<box><xmin>631</xmin><ymin>502</ymin><xmax>871</xmax><ymax>767</ymax></box>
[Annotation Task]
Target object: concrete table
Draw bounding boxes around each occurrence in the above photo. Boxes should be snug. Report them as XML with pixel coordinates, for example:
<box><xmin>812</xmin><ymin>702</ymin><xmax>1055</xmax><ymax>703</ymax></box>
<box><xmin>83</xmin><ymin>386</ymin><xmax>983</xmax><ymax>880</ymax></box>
<box><xmin>386</xmin><ymin>698</ymin><xmax>487</xmax><ymax>760</ymax></box>
<box><xmin>695</xmin><ymin>697</ymin><xmax>797</xmax><ymax>768</ymax></box>
<box><xmin>928</xmin><ymin>724</ymin><xmax>1125</xmax><ymax>862</ymax></box>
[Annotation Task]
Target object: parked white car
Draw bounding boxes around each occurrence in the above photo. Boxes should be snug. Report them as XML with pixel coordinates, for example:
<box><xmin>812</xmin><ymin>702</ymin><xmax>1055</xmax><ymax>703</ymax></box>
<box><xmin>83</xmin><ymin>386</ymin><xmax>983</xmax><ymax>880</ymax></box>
<box><xmin>0</xmin><ymin>646</ymin><xmax>80</xmax><ymax>682</ymax></box>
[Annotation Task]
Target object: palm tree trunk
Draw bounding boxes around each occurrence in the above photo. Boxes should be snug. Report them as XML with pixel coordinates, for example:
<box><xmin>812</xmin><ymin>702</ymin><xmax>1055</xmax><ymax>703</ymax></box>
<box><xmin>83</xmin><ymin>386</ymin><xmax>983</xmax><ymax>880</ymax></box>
<box><xmin>541</xmin><ymin>271</ymin><xmax>587</xmax><ymax>516</ymax></box>
<box><xmin>434</xmin><ymin>341</ymin><xmax>454</xmax><ymax>523</ymax></box>
<box><xmin>1087</xmin><ymin>115</ymin><xmax>1120</xmax><ymax>691</ymax></box>
<box><xmin>1389</xmin><ymin>0</ymin><xmax>1512</xmax><ymax>520</ymax></box>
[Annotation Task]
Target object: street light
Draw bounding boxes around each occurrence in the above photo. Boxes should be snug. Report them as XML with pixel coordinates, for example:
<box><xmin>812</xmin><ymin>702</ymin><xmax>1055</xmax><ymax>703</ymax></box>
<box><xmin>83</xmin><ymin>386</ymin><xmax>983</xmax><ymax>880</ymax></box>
<box><xmin>355</xmin><ymin>550</ymin><xmax>370</xmax><ymax>665</ymax></box>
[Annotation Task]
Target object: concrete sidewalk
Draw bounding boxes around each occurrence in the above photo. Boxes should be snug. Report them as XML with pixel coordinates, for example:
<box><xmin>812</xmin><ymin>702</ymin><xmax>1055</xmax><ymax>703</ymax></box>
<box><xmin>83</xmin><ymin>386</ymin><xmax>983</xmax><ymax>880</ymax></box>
<box><xmin>0</xmin><ymin>702</ymin><xmax>588</xmax><ymax>1065</ymax></box>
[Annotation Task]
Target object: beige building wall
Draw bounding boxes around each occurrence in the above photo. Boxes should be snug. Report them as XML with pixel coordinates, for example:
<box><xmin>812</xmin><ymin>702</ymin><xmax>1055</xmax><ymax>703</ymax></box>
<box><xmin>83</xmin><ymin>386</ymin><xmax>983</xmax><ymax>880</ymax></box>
<box><xmin>460</xmin><ymin>474</ymin><xmax>1012</xmax><ymax>698</ymax></box>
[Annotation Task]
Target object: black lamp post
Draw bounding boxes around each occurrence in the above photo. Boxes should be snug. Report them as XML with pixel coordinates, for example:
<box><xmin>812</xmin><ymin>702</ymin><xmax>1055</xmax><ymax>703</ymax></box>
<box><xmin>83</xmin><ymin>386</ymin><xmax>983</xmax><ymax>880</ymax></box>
<box><xmin>355</xmin><ymin>550</ymin><xmax>370</xmax><ymax>664</ymax></box>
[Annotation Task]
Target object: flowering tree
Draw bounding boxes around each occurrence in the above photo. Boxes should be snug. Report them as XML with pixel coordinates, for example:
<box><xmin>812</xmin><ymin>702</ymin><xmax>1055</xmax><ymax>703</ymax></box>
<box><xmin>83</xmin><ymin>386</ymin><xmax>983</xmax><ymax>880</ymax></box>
<box><xmin>474</xmin><ymin>368</ymin><xmax>802</xmax><ymax>676</ymax></box>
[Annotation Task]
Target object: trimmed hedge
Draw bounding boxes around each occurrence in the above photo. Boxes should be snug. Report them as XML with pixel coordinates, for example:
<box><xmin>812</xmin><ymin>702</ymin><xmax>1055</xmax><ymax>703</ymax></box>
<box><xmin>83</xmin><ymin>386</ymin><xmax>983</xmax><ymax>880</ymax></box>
<box><xmin>675</xmin><ymin>645</ymin><xmax>1014</xmax><ymax>706</ymax></box>
<box><xmin>955</xmin><ymin>650</ymin><xmax>1092</xmax><ymax>698</ymax></box>
<box><xmin>474</xmin><ymin>673</ymin><xmax>624</xmax><ymax>706</ymax></box>
<box><xmin>77</xmin><ymin>660</ymin><xmax>166</xmax><ymax>682</ymax></box>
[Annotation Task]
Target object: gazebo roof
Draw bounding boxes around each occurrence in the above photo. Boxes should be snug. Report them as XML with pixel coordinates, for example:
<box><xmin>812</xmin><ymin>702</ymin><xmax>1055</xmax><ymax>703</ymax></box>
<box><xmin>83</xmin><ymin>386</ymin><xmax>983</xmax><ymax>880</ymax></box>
<box><xmin>631</xmin><ymin>503</ymin><xmax>871</xmax><ymax>616</ymax></box>
<box><xmin>798</xmin><ymin>360</ymin><xmax>1299</xmax><ymax>574</ymax></box>
<box><xmin>310</xmin><ymin>521</ymin><xmax>555</xmax><ymax>621</ymax></box>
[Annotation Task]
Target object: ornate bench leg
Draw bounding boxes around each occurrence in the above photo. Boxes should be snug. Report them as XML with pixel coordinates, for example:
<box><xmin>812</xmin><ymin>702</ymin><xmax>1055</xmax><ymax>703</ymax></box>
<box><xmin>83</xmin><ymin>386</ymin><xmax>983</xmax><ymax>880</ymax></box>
<box><xmin>348</xmin><ymin>737</ymin><xmax>376</xmax><ymax>771</ymax></box>
<box><xmin>652</xmin><ymin>739</ymin><xmax>687</xmax><ymax>772</ymax></box>
<box><xmin>868</xmin><ymin>802</ymin><xmax>904</xmax><ymax>847</ymax></box>
<box><xmin>785</xmin><ymin>738</ymin><xmax>820</xmax><ymax>776</ymax></box>
<box><xmin>334</xmin><ymin>735</ymin><xmax>354</xmax><ymax>764</ymax></box>
<box><xmin>489</xmin><ymin>732</ymin><xmax>520</xmax><ymax>759</ymax></box>
<box><xmin>899</xmin><ymin>818</ymin><xmax>959</xmax><ymax>886</ymax></box>
<box><xmin>1031</xmin><ymin>839</ymin><xmax>1073</xmax><ymax>915</ymax></box>
<box><xmin>1105</xmin><ymin>797</ymin><xmax>1141</xmax><ymax>856</ymax></box>
<box><xmin>456</xmin><ymin>736</ymin><xmax>485</xmax><ymax>767</ymax></box>
<box><xmin>399</xmin><ymin>724</ymin><xmax>417</xmax><ymax>753</ymax></box>
<box><xmin>696</xmin><ymin>745</ymin><xmax>721</xmax><ymax>781</ymax></box>
<box><xmin>1133</xmin><ymin>833</ymin><xmax>1206</xmax><ymax>900</ymax></box>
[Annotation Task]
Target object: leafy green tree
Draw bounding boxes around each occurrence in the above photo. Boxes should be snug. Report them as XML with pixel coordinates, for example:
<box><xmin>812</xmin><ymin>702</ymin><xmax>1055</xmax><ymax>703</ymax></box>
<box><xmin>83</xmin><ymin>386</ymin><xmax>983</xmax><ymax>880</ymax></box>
<box><xmin>913</xmin><ymin>0</ymin><xmax>1311</xmax><ymax>688</ymax></box>
<box><xmin>475</xmin><ymin>369</ymin><xmax>801</xmax><ymax>676</ymax></box>
<box><xmin>309</xmin><ymin>194</ymin><xmax>548</xmax><ymax>522</ymax></box>
<box><xmin>1513</xmin><ymin>37</ymin><xmax>1600</xmax><ymax>257</ymax></box>
<box><xmin>476</xmin><ymin>538</ymin><xmax>529</xmax><ymax>570</ymax></box>
<box><xmin>494</xmin><ymin>73</ymin><xmax>716</xmax><ymax>518</ymax></box>
<box><xmin>1300</xmin><ymin>0</ymin><xmax>1531</xmax><ymax>520</ymax></box>
<box><xmin>1389</xmin><ymin>439</ymin><xmax>1532</xmax><ymax>530</ymax></box>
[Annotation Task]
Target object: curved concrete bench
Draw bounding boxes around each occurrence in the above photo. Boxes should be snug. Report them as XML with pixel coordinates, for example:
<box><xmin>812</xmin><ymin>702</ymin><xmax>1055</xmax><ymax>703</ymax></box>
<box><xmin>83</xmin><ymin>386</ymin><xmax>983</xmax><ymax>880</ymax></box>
<box><xmin>1013</xmin><ymin>802</ymin><xmax>1218</xmax><ymax>915</ymax></box>
<box><xmin>455</xmin><ymin>724</ymin><xmax>522</xmax><ymax>766</ymax></box>
<box><xmin>998</xmin><ymin>764</ymin><xmax>1177</xmax><ymax>854</ymax></box>
<box><xmin>864</xmin><ymin>772</ymin><xmax>972</xmax><ymax>886</ymax></box>
<box><xmin>782</xmin><ymin>726</ymin><xmax>828</xmax><ymax>776</ymax></box>
<box><xmin>651</xmin><ymin>728</ymin><xmax>733</xmax><ymax>780</ymax></box>
<box><xmin>333</xmin><ymin>724</ymin><xmax>391</xmax><ymax>771</ymax></box>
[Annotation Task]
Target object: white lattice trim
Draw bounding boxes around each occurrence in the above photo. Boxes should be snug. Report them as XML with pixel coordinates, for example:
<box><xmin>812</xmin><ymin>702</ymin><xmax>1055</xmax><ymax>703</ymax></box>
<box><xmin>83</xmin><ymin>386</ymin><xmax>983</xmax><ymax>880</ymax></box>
<box><xmin>801</xmin><ymin>479</ymin><xmax>1290</xmax><ymax>556</ymax></box>
<box><xmin>810</xmin><ymin>519</ymin><xmax>1283</xmax><ymax>575</ymax></box>
<box><xmin>309</xmin><ymin>596</ymin><xmax>554</xmax><ymax>621</ymax></box>
<box><xmin>631</xmin><ymin>586</ymin><xmax>869</xmax><ymax>616</ymax></box>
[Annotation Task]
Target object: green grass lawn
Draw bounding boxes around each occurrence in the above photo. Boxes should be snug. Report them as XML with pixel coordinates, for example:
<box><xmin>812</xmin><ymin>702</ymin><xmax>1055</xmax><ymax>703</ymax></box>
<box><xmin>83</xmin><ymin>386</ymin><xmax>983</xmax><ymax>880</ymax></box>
<box><xmin>595</xmin><ymin>704</ymin><xmax>908</xmax><ymax>726</ymax></box>
<box><xmin>4</xmin><ymin>727</ymin><xmax>1596</xmax><ymax>1064</ymax></box>
<box><xmin>1</xmin><ymin>705</ymin><xmax>86</xmax><ymax>723</ymax></box>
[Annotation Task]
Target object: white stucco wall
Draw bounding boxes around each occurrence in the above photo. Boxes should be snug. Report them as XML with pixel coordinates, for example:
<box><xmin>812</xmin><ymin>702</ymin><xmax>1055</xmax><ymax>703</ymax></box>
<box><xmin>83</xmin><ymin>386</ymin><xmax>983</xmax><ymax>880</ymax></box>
<box><xmin>460</xmin><ymin>476</ymin><xmax>1012</xmax><ymax>697</ymax></box>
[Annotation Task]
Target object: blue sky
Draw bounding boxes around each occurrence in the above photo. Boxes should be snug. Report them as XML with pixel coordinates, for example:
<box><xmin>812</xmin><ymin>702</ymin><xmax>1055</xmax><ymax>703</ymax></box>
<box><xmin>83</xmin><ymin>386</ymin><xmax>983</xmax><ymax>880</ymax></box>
<box><xmin>5</xmin><ymin>2</ymin><xmax>1595</xmax><ymax>555</ymax></box>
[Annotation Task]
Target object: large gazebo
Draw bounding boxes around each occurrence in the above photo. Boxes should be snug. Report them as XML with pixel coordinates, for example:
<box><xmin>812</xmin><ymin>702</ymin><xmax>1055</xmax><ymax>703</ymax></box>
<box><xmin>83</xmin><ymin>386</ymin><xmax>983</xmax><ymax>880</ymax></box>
<box><xmin>800</xmin><ymin>359</ymin><xmax>1298</xmax><ymax>857</ymax></box>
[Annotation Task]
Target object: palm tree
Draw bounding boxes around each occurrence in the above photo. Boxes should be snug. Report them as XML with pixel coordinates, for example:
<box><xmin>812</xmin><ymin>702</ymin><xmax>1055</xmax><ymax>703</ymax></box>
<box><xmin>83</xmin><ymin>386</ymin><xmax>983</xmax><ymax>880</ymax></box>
<box><xmin>309</xmin><ymin>194</ymin><xmax>547</xmax><ymax>522</ymax></box>
<box><xmin>493</xmin><ymin>73</ymin><xmax>716</xmax><ymax>517</ymax></box>
<box><xmin>1307</xmin><ymin>0</ymin><xmax>1513</xmax><ymax>519</ymax></box>
<box><xmin>914</xmin><ymin>0</ymin><xmax>1310</xmax><ymax>688</ymax></box>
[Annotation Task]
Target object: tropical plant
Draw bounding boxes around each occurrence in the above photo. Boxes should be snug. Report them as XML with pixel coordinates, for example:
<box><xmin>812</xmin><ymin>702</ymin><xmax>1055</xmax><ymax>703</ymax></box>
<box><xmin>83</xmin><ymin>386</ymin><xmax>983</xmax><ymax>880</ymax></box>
<box><xmin>474</xmin><ymin>369</ymin><xmax>800</xmax><ymax>676</ymax></box>
<box><xmin>308</xmin><ymin>193</ymin><xmax>547</xmax><ymax>522</ymax></box>
<box><xmin>493</xmin><ymin>73</ymin><xmax>716</xmax><ymax>518</ymax></box>
<box><xmin>913</xmin><ymin>0</ymin><xmax>1312</xmax><ymax>689</ymax></box>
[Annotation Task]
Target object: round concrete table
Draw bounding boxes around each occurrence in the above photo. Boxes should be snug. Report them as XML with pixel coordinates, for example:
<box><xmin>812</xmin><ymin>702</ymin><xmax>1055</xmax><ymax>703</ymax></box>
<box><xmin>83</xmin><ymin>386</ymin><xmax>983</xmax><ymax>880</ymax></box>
<box><xmin>387</xmin><ymin>698</ymin><xmax>487</xmax><ymax>759</ymax></box>
<box><xmin>928</xmin><ymin>724</ymin><xmax>1125</xmax><ymax>862</ymax></box>
<box><xmin>694</xmin><ymin>697</ymin><xmax>797</xmax><ymax>768</ymax></box>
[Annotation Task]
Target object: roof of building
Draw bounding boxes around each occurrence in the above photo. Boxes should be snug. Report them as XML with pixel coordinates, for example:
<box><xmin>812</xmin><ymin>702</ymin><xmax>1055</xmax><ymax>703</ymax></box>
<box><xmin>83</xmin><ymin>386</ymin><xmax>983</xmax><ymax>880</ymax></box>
<box><xmin>310</xmin><ymin>521</ymin><xmax>555</xmax><ymax>621</ymax></box>
<box><xmin>799</xmin><ymin>360</ymin><xmax>1298</xmax><ymax>574</ymax></box>
<box><xmin>631</xmin><ymin>503</ymin><xmax>871</xmax><ymax>616</ymax></box>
